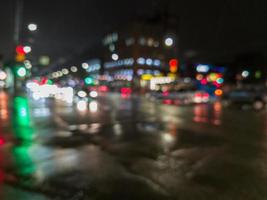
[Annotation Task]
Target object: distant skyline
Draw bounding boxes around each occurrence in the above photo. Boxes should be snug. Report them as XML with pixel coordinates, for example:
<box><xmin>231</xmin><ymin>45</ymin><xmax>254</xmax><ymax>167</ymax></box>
<box><xmin>0</xmin><ymin>0</ymin><xmax>267</xmax><ymax>64</ymax></box>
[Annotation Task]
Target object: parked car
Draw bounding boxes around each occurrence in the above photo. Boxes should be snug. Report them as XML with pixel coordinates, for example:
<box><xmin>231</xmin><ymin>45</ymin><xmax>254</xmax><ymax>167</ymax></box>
<box><xmin>150</xmin><ymin>89</ymin><xmax>210</xmax><ymax>105</ymax></box>
<box><xmin>222</xmin><ymin>87</ymin><xmax>267</xmax><ymax>110</ymax></box>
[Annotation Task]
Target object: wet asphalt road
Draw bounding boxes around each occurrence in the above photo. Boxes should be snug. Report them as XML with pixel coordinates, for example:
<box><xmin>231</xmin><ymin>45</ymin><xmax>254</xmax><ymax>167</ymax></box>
<box><xmin>1</xmin><ymin>92</ymin><xmax>267</xmax><ymax>199</ymax></box>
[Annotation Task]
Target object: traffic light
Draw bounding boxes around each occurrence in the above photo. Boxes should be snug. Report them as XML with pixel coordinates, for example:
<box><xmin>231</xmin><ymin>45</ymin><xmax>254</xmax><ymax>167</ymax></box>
<box><xmin>15</xmin><ymin>45</ymin><xmax>26</xmax><ymax>62</ymax></box>
<box><xmin>85</xmin><ymin>77</ymin><xmax>94</xmax><ymax>85</ymax></box>
<box><xmin>169</xmin><ymin>59</ymin><xmax>179</xmax><ymax>73</ymax></box>
<box><xmin>15</xmin><ymin>65</ymin><xmax>27</xmax><ymax>78</ymax></box>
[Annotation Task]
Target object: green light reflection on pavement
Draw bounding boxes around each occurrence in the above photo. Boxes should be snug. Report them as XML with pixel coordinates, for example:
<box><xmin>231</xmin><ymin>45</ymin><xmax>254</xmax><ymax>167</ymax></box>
<box><xmin>12</xmin><ymin>97</ymin><xmax>35</xmax><ymax>140</ymax></box>
<box><xmin>11</xmin><ymin>96</ymin><xmax>37</xmax><ymax>178</ymax></box>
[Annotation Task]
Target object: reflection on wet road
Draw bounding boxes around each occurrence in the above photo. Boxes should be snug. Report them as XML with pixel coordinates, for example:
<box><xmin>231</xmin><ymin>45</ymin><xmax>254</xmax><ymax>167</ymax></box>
<box><xmin>0</xmin><ymin>93</ymin><xmax>267</xmax><ymax>199</ymax></box>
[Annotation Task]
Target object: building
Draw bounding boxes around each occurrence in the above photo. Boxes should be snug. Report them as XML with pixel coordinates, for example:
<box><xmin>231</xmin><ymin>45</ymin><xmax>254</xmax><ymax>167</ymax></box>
<box><xmin>102</xmin><ymin>20</ymin><xmax>178</xmax><ymax>92</ymax></box>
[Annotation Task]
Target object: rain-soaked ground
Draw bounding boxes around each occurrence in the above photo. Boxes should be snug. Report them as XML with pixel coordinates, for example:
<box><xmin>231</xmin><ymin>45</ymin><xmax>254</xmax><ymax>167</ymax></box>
<box><xmin>0</xmin><ymin>92</ymin><xmax>267</xmax><ymax>199</ymax></box>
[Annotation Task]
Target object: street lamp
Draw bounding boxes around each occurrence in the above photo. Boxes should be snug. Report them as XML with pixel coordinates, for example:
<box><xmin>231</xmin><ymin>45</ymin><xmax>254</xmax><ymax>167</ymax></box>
<box><xmin>164</xmin><ymin>37</ymin><xmax>174</xmax><ymax>47</ymax></box>
<box><xmin>111</xmin><ymin>53</ymin><xmax>119</xmax><ymax>61</ymax></box>
<box><xmin>28</xmin><ymin>23</ymin><xmax>37</xmax><ymax>32</ymax></box>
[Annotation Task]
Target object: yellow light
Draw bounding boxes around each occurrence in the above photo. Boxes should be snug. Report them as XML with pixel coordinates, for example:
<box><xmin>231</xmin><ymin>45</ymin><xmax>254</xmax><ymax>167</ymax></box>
<box><xmin>141</xmin><ymin>74</ymin><xmax>153</xmax><ymax>81</ymax></box>
<box><xmin>16</xmin><ymin>54</ymin><xmax>26</xmax><ymax>62</ymax></box>
<box><xmin>209</xmin><ymin>73</ymin><xmax>218</xmax><ymax>82</ymax></box>
<box><xmin>215</xmin><ymin>89</ymin><xmax>223</xmax><ymax>96</ymax></box>
<box><xmin>168</xmin><ymin>73</ymin><xmax>176</xmax><ymax>78</ymax></box>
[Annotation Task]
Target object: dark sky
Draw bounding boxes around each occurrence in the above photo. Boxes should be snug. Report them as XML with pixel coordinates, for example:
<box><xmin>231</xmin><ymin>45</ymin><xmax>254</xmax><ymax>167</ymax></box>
<box><xmin>1</xmin><ymin>0</ymin><xmax>267</xmax><ymax>64</ymax></box>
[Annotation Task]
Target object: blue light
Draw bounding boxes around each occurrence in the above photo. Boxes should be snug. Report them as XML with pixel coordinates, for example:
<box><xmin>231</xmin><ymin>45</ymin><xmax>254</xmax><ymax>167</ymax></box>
<box><xmin>137</xmin><ymin>58</ymin><xmax>145</xmax><ymax>65</ymax></box>
<box><xmin>146</xmin><ymin>59</ymin><xmax>153</xmax><ymax>66</ymax></box>
<box><xmin>196</xmin><ymin>64</ymin><xmax>210</xmax><ymax>73</ymax></box>
<box><xmin>154</xmin><ymin>60</ymin><xmax>161</xmax><ymax>66</ymax></box>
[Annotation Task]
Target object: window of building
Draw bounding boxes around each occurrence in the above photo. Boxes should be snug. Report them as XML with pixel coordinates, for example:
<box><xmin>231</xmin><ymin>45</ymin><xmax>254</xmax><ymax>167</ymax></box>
<box><xmin>139</xmin><ymin>37</ymin><xmax>146</xmax><ymax>46</ymax></box>
<box><xmin>109</xmin><ymin>44</ymin><xmax>115</xmax><ymax>52</ymax></box>
<box><xmin>153</xmin><ymin>41</ymin><xmax>160</xmax><ymax>48</ymax></box>
<box><xmin>147</xmin><ymin>38</ymin><xmax>154</xmax><ymax>47</ymax></box>
<box><xmin>125</xmin><ymin>38</ymin><xmax>135</xmax><ymax>46</ymax></box>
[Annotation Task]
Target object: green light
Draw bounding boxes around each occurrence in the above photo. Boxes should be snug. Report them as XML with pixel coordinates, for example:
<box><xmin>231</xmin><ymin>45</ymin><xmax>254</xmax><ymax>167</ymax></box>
<box><xmin>47</xmin><ymin>79</ymin><xmax>53</xmax><ymax>85</ymax></box>
<box><xmin>216</xmin><ymin>78</ymin><xmax>224</xmax><ymax>84</ymax></box>
<box><xmin>16</xmin><ymin>66</ymin><xmax>27</xmax><ymax>78</ymax></box>
<box><xmin>255</xmin><ymin>71</ymin><xmax>262</xmax><ymax>79</ymax></box>
<box><xmin>14</xmin><ymin>97</ymin><xmax>31</xmax><ymax>126</ymax></box>
<box><xmin>13</xmin><ymin>97</ymin><xmax>34</xmax><ymax>140</ymax></box>
<box><xmin>85</xmin><ymin>77</ymin><xmax>94</xmax><ymax>85</ymax></box>
<box><xmin>12</xmin><ymin>143</ymin><xmax>36</xmax><ymax>176</ymax></box>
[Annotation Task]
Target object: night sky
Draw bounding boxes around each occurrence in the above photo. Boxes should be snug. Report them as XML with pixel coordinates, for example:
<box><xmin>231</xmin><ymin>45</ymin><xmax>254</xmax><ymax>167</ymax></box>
<box><xmin>0</xmin><ymin>0</ymin><xmax>267</xmax><ymax>64</ymax></box>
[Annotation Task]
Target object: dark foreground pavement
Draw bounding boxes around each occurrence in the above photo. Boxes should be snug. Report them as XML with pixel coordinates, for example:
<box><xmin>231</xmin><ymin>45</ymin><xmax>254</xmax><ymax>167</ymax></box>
<box><xmin>1</xmin><ymin>92</ymin><xmax>267</xmax><ymax>199</ymax></box>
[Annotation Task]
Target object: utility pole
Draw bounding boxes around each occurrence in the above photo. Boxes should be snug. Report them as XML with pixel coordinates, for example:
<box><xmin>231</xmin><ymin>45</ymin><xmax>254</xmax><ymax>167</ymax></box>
<box><xmin>13</xmin><ymin>0</ymin><xmax>24</xmax><ymax>95</ymax></box>
<box><xmin>14</xmin><ymin>0</ymin><xmax>23</xmax><ymax>46</ymax></box>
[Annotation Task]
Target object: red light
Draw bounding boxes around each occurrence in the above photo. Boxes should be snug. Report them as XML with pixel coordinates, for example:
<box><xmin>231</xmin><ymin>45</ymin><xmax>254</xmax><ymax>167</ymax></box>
<box><xmin>203</xmin><ymin>93</ymin><xmax>209</xmax><ymax>98</ymax></box>
<box><xmin>201</xmin><ymin>79</ymin><xmax>208</xmax><ymax>85</ymax></box>
<box><xmin>40</xmin><ymin>77</ymin><xmax>48</xmax><ymax>85</ymax></box>
<box><xmin>163</xmin><ymin>99</ymin><xmax>172</xmax><ymax>105</ymax></box>
<box><xmin>99</xmin><ymin>86</ymin><xmax>108</xmax><ymax>92</ymax></box>
<box><xmin>169</xmin><ymin>59</ymin><xmax>178</xmax><ymax>73</ymax></box>
<box><xmin>0</xmin><ymin>138</ymin><xmax>5</xmax><ymax>145</ymax></box>
<box><xmin>16</xmin><ymin>45</ymin><xmax>25</xmax><ymax>55</ymax></box>
<box><xmin>169</xmin><ymin>59</ymin><xmax>178</xmax><ymax>67</ymax></box>
<box><xmin>213</xmin><ymin>82</ymin><xmax>221</xmax><ymax>88</ymax></box>
<box><xmin>163</xmin><ymin>91</ymin><xmax>169</xmax><ymax>97</ymax></box>
<box><xmin>121</xmin><ymin>88</ymin><xmax>132</xmax><ymax>94</ymax></box>
<box><xmin>195</xmin><ymin>93</ymin><xmax>202</xmax><ymax>98</ymax></box>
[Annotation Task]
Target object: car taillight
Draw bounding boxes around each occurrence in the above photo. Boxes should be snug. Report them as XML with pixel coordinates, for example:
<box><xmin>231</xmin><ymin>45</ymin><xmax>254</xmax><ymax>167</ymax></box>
<box><xmin>163</xmin><ymin>91</ymin><xmax>169</xmax><ymax>97</ymax></box>
<box><xmin>0</xmin><ymin>137</ymin><xmax>5</xmax><ymax>145</ymax></box>
<box><xmin>163</xmin><ymin>99</ymin><xmax>172</xmax><ymax>105</ymax></box>
<box><xmin>195</xmin><ymin>93</ymin><xmax>202</xmax><ymax>98</ymax></box>
<box><xmin>203</xmin><ymin>93</ymin><xmax>209</xmax><ymax>98</ymax></box>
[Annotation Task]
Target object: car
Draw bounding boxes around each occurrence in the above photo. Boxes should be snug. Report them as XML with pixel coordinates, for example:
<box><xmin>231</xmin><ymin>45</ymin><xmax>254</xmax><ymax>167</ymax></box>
<box><xmin>150</xmin><ymin>89</ymin><xmax>210</xmax><ymax>105</ymax></box>
<box><xmin>222</xmin><ymin>87</ymin><xmax>267</xmax><ymax>110</ymax></box>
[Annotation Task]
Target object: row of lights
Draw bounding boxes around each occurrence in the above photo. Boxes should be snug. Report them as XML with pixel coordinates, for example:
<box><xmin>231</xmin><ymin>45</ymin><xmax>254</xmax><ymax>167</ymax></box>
<box><xmin>51</xmin><ymin>66</ymin><xmax>78</xmax><ymax>79</ymax></box>
<box><xmin>109</xmin><ymin>55</ymin><xmax>161</xmax><ymax>67</ymax></box>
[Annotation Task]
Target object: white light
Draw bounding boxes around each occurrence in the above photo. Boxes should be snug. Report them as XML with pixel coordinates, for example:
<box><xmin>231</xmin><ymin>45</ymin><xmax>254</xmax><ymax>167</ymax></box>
<box><xmin>70</xmin><ymin>66</ymin><xmax>78</xmax><ymax>72</ymax></box>
<box><xmin>150</xmin><ymin>77</ymin><xmax>175</xmax><ymax>90</ymax></box>
<box><xmin>0</xmin><ymin>71</ymin><xmax>7</xmax><ymax>80</ymax></box>
<box><xmin>196</xmin><ymin>64</ymin><xmax>210</xmax><ymax>73</ymax></box>
<box><xmin>82</xmin><ymin>63</ymin><xmax>89</xmax><ymax>69</ymax></box>
<box><xmin>23</xmin><ymin>46</ymin><xmax>32</xmax><ymax>54</ymax></box>
<box><xmin>25</xmin><ymin>63</ymin><xmax>32</xmax><ymax>69</ymax></box>
<box><xmin>154</xmin><ymin>60</ymin><xmax>161</xmax><ymax>66</ymax></box>
<box><xmin>17</xmin><ymin>68</ymin><xmax>27</xmax><ymax>77</ymax></box>
<box><xmin>165</xmin><ymin>37</ymin><xmax>174</xmax><ymax>47</ymax></box>
<box><xmin>77</xmin><ymin>100</ymin><xmax>87</xmax><ymax>112</ymax></box>
<box><xmin>137</xmin><ymin>58</ymin><xmax>145</xmax><ymax>65</ymax></box>
<box><xmin>33</xmin><ymin>92</ymin><xmax>40</xmax><ymax>100</ymax></box>
<box><xmin>57</xmin><ymin>71</ymin><xmax>63</xmax><ymax>77</ymax></box>
<box><xmin>24</xmin><ymin>60</ymin><xmax>32</xmax><ymax>69</ymax></box>
<box><xmin>78</xmin><ymin>91</ymin><xmax>87</xmax><ymax>98</ymax></box>
<box><xmin>90</xmin><ymin>91</ymin><xmax>98</xmax><ymax>98</ymax></box>
<box><xmin>146</xmin><ymin>59</ymin><xmax>153</xmax><ymax>66</ymax></box>
<box><xmin>162</xmin><ymin>133</ymin><xmax>174</xmax><ymax>143</ymax></box>
<box><xmin>242</xmin><ymin>70</ymin><xmax>249</xmax><ymax>78</ymax></box>
<box><xmin>52</xmin><ymin>72</ymin><xmax>58</xmax><ymax>78</ymax></box>
<box><xmin>26</xmin><ymin>82</ymin><xmax>38</xmax><ymax>90</ymax></box>
<box><xmin>62</xmin><ymin>68</ymin><xmax>69</xmax><ymax>75</ymax></box>
<box><xmin>89</xmin><ymin>101</ymin><xmax>98</xmax><ymax>112</ymax></box>
<box><xmin>63</xmin><ymin>87</ymin><xmax>74</xmax><ymax>102</ymax></box>
<box><xmin>0</xmin><ymin>81</ymin><xmax>5</xmax><ymax>87</ymax></box>
<box><xmin>112</xmin><ymin>53</ymin><xmax>119</xmax><ymax>61</ymax></box>
<box><xmin>28</xmin><ymin>23</ymin><xmax>37</xmax><ymax>31</ymax></box>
